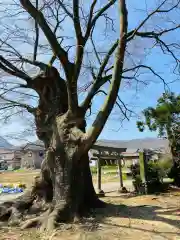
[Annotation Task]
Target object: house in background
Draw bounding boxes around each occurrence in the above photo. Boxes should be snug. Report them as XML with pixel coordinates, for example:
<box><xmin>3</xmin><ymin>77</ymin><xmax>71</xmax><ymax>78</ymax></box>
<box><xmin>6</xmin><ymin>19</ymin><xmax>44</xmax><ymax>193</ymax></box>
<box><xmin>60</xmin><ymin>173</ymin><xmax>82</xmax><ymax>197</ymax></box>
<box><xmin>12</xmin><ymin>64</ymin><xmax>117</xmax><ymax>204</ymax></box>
<box><xmin>0</xmin><ymin>148</ymin><xmax>22</xmax><ymax>169</ymax></box>
<box><xmin>0</xmin><ymin>139</ymin><xmax>45</xmax><ymax>170</ymax></box>
<box><xmin>121</xmin><ymin>149</ymin><xmax>139</xmax><ymax>167</ymax></box>
<box><xmin>89</xmin><ymin>138</ymin><xmax>170</xmax><ymax>168</ymax></box>
<box><xmin>121</xmin><ymin>148</ymin><xmax>163</xmax><ymax>168</ymax></box>
<box><xmin>20</xmin><ymin>142</ymin><xmax>45</xmax><ymax>169</ymax></box>
<box><xmin>0</xmin><ymin>137</ymin><xmax>170</xmax><ymax>170</ymax></box>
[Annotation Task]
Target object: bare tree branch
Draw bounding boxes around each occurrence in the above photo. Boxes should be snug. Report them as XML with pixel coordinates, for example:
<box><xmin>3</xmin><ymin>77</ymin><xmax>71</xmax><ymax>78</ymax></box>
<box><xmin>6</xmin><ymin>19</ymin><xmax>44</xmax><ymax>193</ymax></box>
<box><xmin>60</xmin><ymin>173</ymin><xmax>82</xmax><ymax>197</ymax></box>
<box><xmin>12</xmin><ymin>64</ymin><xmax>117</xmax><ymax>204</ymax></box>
<box><xmin>94</xmin><ymin>89</ymin><xmax>130</xmax><ymax>121</ymax></box>
<box><xmin>87</xmin><ymin>0</ymin><xmax>117</xmax><ymax>36</ymax></box>
<box><xmin>73</xmin><ymin>0</ymin><xmax>82</xmax><ymax>40</ymax></box>
<box><xmin>0</xmin><ymin>56</ymin><xmax>32</xmax><ymax>83</ymax></box>
<box><xmin>57</xmin><ymin>0</ymin><xmax>73</xmax><ymax>19</ymax></box>
<box><xmin>124</xmin><ymin>64</ymin><xmax>171</xmax><ymax>89</ymax></box>
<box><xmin>0</xmin><ymin>94</ymin><xmax>34</xmax><ymax>113</ymax></box>
<box><xmin>127</xmin><ymin>0</ymin><xmax>180</xmax><ymax>41</ymax></box>
<box><xmin>71</xmin><ymin>0</ymin><xmax>84</xmax><ymax>108</ymax></box>
<box><xmin>19</xmin><ymin>57</ymin><xmax>49</xmax><ymax>71</ymax></box>
<box><xmin>90</xmin><ymin>35</ymin><xmax>101</xmax><ymax>65</ymax></box>
<box><xmin>83</xmin><ymin>0</ymin><xmax>128</xmax><ymax>150</ymax></box>
<box><xmin>85</xmin><ymin>0</ymin><xmax>97</xmax><ymax>40</ymax></box>
<box><xmin>20</xmin><ymin>0</ymin><xmax>71</xmax><ymax>76</ymax></box>
<box><xmin>156</xmin><ymin>37</ymin><xmax>179</xmax><ymax>71</ymax></box>
<box><xmin>33</xmin><ymin>0</ymin><xmax>39</xmax><ymax>61</ymax></box>
<box><xmin>132</xmin><ymin>25</ymin><xmax>180</xmax><ymax>40</ymax></box>
<box><xmin>81</xmin><ymin>40</ymin><xmax>118</xmax><ymax>111</ymax></box>
<box><xmin>0</xmin><ymin>0</ymin><xmax>179</xmax><ymax>145</ymax></box>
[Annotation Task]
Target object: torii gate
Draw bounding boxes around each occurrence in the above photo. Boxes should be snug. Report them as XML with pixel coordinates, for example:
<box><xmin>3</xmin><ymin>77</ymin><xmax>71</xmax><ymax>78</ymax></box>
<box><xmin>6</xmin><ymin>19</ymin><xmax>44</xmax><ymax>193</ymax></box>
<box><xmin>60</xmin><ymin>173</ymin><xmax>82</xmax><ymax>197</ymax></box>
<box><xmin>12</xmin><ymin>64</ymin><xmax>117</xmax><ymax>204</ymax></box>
<box><xmin>90</xmin><ymin>144</ymin><xmax>127</xmax><ymax>196</ymax></box>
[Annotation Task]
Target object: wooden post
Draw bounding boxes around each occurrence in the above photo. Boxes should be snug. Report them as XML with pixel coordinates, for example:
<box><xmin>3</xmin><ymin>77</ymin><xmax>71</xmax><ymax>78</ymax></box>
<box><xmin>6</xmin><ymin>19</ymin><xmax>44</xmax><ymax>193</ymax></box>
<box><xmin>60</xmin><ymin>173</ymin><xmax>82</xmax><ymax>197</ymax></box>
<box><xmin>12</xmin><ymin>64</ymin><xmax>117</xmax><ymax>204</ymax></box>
<box><xmin>118</xmin><ymin>158</ymin><xmax>123</xmax><ymax>189</ymax></box>
<box><xmin>139</xmin><ymin>151</ymin><xmax>148</xmax><ymax>194</ymax></box>
<box><xmin>117</xmin><ymin>158</ymin><xmax>128</xmax><ymax>193</ymax></box>
<box><xmin>96</xmin><ymin>157</ymin><xmax>105</xmax><ymax>197</ymax></box>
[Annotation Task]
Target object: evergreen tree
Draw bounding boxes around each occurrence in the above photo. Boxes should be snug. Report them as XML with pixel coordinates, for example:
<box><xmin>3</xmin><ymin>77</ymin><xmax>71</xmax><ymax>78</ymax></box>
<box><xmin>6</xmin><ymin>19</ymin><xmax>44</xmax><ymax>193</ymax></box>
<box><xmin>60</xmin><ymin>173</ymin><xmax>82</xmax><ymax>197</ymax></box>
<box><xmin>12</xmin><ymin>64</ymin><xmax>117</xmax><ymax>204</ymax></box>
<box><xmin>137</xmin><ymin>92</ymin><xmax>180</xmax><ymax>186</ymax></box>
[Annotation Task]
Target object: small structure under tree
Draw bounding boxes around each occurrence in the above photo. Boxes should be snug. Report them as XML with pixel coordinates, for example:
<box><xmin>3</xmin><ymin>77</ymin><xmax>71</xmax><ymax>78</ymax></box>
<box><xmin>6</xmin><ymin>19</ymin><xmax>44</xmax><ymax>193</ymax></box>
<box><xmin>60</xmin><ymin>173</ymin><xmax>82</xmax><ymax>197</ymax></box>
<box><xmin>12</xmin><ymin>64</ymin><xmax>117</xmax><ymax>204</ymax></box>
<box><xmin>91</xmin><ymin>144</ymin><xmax>126</xmax><ymax>195</ymax></box>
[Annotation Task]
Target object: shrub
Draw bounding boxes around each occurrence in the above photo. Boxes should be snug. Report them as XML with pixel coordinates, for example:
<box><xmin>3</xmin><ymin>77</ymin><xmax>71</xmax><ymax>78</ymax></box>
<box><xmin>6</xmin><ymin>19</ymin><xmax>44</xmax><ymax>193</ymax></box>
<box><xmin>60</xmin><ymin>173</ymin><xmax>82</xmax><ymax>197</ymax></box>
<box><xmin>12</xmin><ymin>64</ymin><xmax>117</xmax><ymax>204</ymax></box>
<box><xmin>90</xmin><ymin>166</ymin><xmax>97</xmax><ymax>174</ymax></box>
<box><xmin>132</xmin><ymin>174</ymin><xmax>143</xmax><ymax>193</ymax></box>
<box><xmin>158</xmin><ymin>156</ymin><xmax>180</xmax><ymax>187</ymax></box>
<box><xmin>168</xmin><ymin>161</ymin><xmax>180</xmax><ymax>187</ymax></box>
<box><xmin>146</xmin><ymin>161</ymin><xmax>163</xmax><ymax>193</ymax></box>
<box><xmin>130</xmin><ymin>163</ymin><xmax>140</xmax><ymax>179</ymax></box>
<box><xmin>147</xmin><ymin>162</ymin><xmax>161</xmax><ymax>181</ymax></box>
<box><xmin>130</xmin><ymin>164</ymin><xmax>143</xmax><ymax>193</ymax></box>
<box><xmin>130</xmin><ymin>161</ymin><xmax>163</xmax><ymax>194</ymax></box>
<box><xmin>158</xmin><ymin>156</ymin><xmax>173</xmax><ymax>178</ymax></box>
<box><xmin>13</xmin><ymin>166</ymin><xmax>21</xmax><ymax>171</ymax></box>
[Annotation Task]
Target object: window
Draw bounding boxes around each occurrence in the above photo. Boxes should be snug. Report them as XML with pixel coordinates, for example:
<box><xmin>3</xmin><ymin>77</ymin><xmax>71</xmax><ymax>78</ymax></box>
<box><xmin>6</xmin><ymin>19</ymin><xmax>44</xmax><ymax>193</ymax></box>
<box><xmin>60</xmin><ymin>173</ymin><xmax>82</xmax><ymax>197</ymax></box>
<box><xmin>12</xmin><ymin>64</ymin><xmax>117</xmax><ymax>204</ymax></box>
<box><xmin>39</xmin><ymin>151</ymin><xmax>44</xmax><ymax>157</ymax></box>
<box><xmin>28</xmin><ymin>151</ymin><xmax>32</xmax><ymax>157</ymax></box>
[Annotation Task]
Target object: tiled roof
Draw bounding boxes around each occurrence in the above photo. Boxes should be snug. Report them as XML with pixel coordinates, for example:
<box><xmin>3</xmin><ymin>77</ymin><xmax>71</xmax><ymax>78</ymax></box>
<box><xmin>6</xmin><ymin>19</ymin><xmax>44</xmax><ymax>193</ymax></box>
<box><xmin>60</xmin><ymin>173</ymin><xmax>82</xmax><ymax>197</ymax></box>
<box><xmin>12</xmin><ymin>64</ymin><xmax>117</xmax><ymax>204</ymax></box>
<box><xmin>17</xmin><ymin>137</ymin><xmax>169</xmax><ymax>153</ymax></box>
<box><xmin>95</xmin><ymin>138</ymin><xmax>169</xmax><ymax>152</ymax></box>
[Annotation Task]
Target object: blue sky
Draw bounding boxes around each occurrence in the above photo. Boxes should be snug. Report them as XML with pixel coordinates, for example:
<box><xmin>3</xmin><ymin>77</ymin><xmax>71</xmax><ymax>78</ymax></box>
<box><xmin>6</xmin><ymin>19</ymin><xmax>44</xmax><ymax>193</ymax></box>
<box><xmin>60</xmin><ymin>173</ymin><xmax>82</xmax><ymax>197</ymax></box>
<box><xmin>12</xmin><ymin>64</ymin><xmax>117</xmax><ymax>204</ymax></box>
<box><xmin>0</xmin><ymin>0</ymin><xmax>179</xmax><ymax>145</ymax></box>
<box><xmin>83</xmin><ymin>0</ymin><xmax>180</xmax><ymax>141</ymax></box>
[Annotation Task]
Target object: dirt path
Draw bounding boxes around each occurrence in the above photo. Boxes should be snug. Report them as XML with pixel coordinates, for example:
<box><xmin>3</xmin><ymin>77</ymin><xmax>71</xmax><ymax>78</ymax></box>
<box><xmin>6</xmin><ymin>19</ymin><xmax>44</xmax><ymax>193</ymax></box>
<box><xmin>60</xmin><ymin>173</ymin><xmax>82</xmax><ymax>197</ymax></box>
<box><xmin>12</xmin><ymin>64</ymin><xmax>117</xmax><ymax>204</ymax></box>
<box><xmin>0</xmin><ymin>191</ymin><xmax>179</xmax><ymax>240</ymax></box>
<box><xmin>96</xmin><ymin>179</ymin><xmax>133</xmax><ymax>192</ymax></box>
<box><xmin>0</xmin><ymin>194</ymin><xmax>22</xmax><ymax>204</ymax></box>
<box><xmin>0</xmin><ymin>180</ymin><xmax>133</xmax><ymax>204</ymax></box>
<box><xmin>1</xmin><ymin>180</ymin><xmax>179</xmax><ymax>240</ymax></box>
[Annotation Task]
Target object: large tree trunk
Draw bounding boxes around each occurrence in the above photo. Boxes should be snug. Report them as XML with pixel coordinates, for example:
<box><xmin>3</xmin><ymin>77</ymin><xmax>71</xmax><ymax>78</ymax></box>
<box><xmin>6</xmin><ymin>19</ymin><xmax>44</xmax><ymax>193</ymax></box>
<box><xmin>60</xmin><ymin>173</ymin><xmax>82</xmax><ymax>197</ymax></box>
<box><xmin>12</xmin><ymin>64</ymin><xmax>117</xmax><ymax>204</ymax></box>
<box><xmin>0</xmin><ymin>67</ymin><xmax>105</xmax><ymax>231</ymax></box>
<box><xmin>0</xmin><ymin>112</ymin><xmax>104</xmax><ymax>231</ymax></box>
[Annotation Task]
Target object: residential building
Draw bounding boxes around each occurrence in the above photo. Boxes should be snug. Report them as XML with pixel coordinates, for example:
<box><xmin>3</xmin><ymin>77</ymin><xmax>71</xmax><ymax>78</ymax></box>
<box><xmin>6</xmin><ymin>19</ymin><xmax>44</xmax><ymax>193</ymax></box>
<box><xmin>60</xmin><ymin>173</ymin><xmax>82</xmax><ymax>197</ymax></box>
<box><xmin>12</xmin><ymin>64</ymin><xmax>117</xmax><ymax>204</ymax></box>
<box><xmin>20</xmin><ymin>142</ymin><xmax>45</xmax><ymax>169</ymax></box>
<box><xmin>0</xmin><ymin>148</ymin><xmax>22</xmax><ymax>169</ymax></box>
<box><xmin>0</xmin><ymin>137</ymin><xmax>170</xmax><ymax>170</ymax></box>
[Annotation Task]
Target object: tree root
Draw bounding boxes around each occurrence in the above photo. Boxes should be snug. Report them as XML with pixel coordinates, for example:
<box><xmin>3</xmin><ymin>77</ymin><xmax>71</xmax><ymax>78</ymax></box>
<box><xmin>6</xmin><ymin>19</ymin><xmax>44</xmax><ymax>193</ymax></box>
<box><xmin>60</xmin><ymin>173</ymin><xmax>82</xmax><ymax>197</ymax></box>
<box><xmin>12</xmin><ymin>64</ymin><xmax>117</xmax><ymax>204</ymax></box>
<box><xmin>20</xmin><ymin>213</ymin><xmax>57</xmax><ymax>232</ymax></box>
<box><xmin>0</xmin><ymin>200</ymin><xmax>49</xmax><ymax>228</ymax></box>
<box><xmin>0</xmin><ymin>190</ymin><xmax>106</xmax><ymax>229</ymax></box>
<box><xmin>0</xmin><ymin>169</ymin><xmax>53</xmax><ymax>223</ymax></box>
<box><xmin>20</xmin><ymin>202</ymin><xmax>71</xmax><ymax>232</ymax></box>
<box><xmin>21</xmin><ymin>216</ymin><xmax>42</xmax><ymax>229</ymax></box>
<box><xmin>0</xmin><ymin>187</ymin><xmax>37</xmax><ymax>223</ymax></box>
<box><xmin>0</xmin><ymin>156</ymin><xmax>107</xmax><ymax>231</ymax></box>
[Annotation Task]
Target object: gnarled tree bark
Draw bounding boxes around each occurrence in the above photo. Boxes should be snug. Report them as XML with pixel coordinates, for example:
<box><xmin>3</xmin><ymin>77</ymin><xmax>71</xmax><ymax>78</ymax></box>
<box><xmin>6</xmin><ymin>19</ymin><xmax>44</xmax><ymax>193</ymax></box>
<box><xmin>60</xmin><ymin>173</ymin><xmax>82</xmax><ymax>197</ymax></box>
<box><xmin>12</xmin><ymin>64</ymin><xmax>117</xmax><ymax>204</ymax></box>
<box><xmin>0</xmin><ymin>0</ymin><xmax>128</xmax><ymax>232</ymax></box>
<box><xmin>0</xmin><ymin>67</ymin><xmax>104</xmax><ymax>231</ymax></box>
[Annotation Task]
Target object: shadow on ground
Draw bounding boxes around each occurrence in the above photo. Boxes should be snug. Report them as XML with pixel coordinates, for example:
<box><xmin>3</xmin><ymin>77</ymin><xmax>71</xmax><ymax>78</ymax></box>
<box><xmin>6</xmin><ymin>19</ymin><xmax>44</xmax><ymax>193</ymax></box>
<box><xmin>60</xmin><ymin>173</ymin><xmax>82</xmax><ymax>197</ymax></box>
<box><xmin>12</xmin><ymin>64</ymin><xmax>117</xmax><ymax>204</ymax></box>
<box><xmin>79</xmin><ymin>193</ymin><xmax>180</xmax><ymax>238</ymax></box>
<box><xmin>0</xmin><ymin>194</ymin><xmax>179</xmax><ymax>240</ymax></box>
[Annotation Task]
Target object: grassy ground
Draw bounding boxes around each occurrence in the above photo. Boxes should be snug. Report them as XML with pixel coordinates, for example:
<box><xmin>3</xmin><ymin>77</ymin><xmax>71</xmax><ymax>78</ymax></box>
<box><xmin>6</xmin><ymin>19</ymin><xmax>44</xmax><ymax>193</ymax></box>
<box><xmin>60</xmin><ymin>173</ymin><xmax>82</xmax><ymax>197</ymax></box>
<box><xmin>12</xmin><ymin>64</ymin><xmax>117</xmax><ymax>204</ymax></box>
<box><xmin>0</xmin><ymin>170</ymin><xmax>180</xmax><ymax>240</ymax></box>
<box><xmin>0</xmin><ymin>169</ymin><xmax>123</xmax><ymax>187</ymax></box>
<box><xmin>0</xmin><ymin>170</ymin><xmax>40</xmax><ymax>188</ymax></box>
